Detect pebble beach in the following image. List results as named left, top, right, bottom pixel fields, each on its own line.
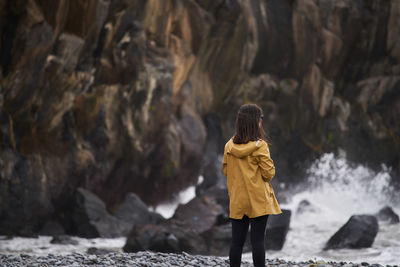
left=0, top=251, right=396, bottom=267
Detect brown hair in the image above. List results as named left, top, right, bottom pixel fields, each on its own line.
left=233, top=103, right=266, bottom=144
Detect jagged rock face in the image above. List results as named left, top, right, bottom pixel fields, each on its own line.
left=0, top=0, right=399, bottom=234
left=0, top=0, right=208, bottom=234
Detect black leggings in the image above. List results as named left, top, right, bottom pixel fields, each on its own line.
left=229, top=214, right=269, bottom=267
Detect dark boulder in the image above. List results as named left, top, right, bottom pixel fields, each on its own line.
left=50, top=235, right=78, bottom=245
left=160, top=194, right=224, bottom=254
left=324, top=215, right=379, bottom=250
left=19, top=225, right=39, bottom=238
left=172, top=195, right=224, bottom=233
left=201, top=224, right=231, bottom=256
left=114, top=193, right=165, bottom=236
left=376, top=206, right=400, bottom=224
left=124, top=194, right=224, bottom=254
left=68, top=187, right=122, bottom=238
left=296, top=199, right=319, bottom=214
left=123, top=224, right=180, bottom=253
left=38, top=221, right=66, bottom=236
left=266, top=209, right=291, bottom=250
left=201, top=223, right=253, bottom=256
left=166, top=223, right=208, bottom=254
left=197, top=171, right=229, bottom=212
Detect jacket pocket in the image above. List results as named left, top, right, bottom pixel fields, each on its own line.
left=265, top=182, right=274, bottom=198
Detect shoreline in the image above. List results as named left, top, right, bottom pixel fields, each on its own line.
left=0, top=251, right=394, bottom=267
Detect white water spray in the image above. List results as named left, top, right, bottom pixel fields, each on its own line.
left=249, top=153, right=400, bottom=265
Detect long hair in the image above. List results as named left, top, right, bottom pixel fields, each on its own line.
left=233, top=104, right=266, bottom=144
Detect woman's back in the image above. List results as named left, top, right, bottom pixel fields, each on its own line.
left=223, top=138, right=281, bottom=219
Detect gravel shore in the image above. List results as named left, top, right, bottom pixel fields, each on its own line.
left=0, top=251, right=396, bottom=267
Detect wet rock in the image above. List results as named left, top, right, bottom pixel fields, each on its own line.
left=114, top=193, right=165, bottom=236
left=19, top=225, right=39, bottom=238
left=165, top=194, right=224, bottom=254
left=324, top=215, right=379, bottom=250
left=215, top=212, right=230, bottom=226
left=123, top=224, right=180, bottom=253
left=68, top=188, right=122, bottom=238
left=202, top=224, right=231, bottom=256
left=55, top=33, right=85, bottom=73
left=197, top=169, right=229, bottom=213
left=168, top=223, right=208, bottom=255
left=38, top=221, right=66, bottom=236
left=201, top=223, right=253, bottom=256
left=376, top=206, right=400, bottom=224
left=124, top=194, right=223, bottom=255
left=296, top=199, right=319, bottom=214
left=357, top=76, right=400, bottom=112
left=387, top=1, right=400, bottom=62
left=266, top=209, right=292, bottom=250
left=172, top=195, right=223, bottom=234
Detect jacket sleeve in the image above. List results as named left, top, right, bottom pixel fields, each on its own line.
left=222, top=147, right=227, bottom=178
left=254, top=142, right=275, bottom=182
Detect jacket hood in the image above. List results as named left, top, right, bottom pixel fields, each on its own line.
left=226, top=138, right=261, bottom=158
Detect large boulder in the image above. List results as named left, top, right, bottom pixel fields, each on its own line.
left=38, top=220, right=66, bottom=236
left=172, top=195, right=224, bottom=234
left=123, top=219, right=209, bottom=255
left=201, top=224, right=231, bottom=256
left=324, top=215, right=379, bottom=250
left=123, top=224, right=180, bottom=253
left=375, top=206, right=400, bottom=224
left=296, top=199, right=319, bottom=214
left=124, top=194, right=224, bottom=254
left=114, top=193, right=165, bottom=236
left=266, top=209, right=292, bottom=250
left=67, top=187, right=122, bottom=238
left=163, top=194, right=224, bottom=254
left=201, top=223, right=254, bottom=256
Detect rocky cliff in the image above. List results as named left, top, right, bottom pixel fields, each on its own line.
left=0, top=0, right=399, bottom=235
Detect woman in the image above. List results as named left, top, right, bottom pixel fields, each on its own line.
left=222, top=103, right=281, bottom=267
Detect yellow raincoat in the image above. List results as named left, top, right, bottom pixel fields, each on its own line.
left=222, top=138, right=282, bottom=219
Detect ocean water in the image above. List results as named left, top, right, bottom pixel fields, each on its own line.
left=0, top=154, right=399, bottom=265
